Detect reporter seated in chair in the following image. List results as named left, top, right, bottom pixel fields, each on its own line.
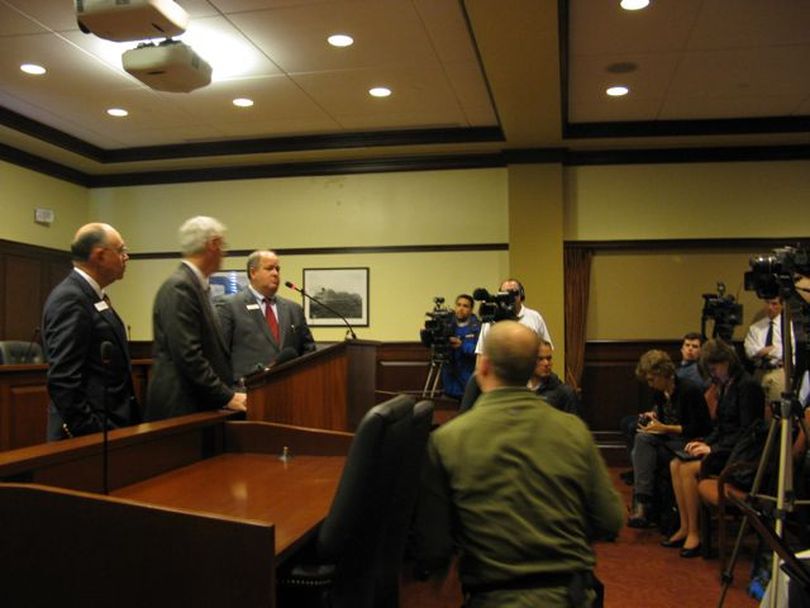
left=665, top=339, right=764, bottom=558
left=627, top=350, right=711, bottom=529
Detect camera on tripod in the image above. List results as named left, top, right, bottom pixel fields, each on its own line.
left=701, top=281, right=743, bottom=341
left=473, top=287, right=518, bottom=323
left=419, top=297, right=456, bottom=361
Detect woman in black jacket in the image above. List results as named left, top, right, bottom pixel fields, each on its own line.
left=664, top=339, right=765, bottom=557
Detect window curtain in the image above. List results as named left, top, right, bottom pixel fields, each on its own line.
left=564, top=245, right=593, bottom=391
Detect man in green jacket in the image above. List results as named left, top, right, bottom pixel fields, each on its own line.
left=415, top=321, right=623, bottom=607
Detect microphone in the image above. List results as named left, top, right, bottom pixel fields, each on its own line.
left=99, top=340, right=114, bottom=495
left=272, top=346, right=299, bottom=368
left=23, top=327, right=40, bottom=363
left=285, top=281, right=357, bottom=340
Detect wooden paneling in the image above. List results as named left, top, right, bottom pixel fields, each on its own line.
left=0, top=239, right=71, bottom=341
left=0, top=360, right=152, bottom=452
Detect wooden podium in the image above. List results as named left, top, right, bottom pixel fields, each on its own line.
left=245, top=340, right=379, bottom=432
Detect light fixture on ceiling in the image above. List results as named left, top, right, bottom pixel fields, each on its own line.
left=620, top=0, right=650, bottom=10
left=20, top=63, right=47, bottom=75
left=233, top=98, right=254, bottom=108
left=606, top=85, right=629, bottom=97
left=369, top=87, right=392, bottom=98
left=106, top=108, right=129, bottom=117
left=327, top=34, right=354, bottom=48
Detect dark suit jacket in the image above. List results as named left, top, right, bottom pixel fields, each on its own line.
left=145, top=263, right=234, bottom=421
left=217, top=288, right=316, bottom=382
left=42, top=270, right=139, bottom=440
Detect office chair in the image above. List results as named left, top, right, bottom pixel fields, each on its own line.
left=375, top=399, right=435, bottom=607
left=0, top=340, right=44, bottom=364
left=277, top=393, right=417, bottom=608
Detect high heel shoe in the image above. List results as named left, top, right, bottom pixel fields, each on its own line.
left=680, top=544, right=702, bottom=558
left=660, top=537, right=685, bottom=548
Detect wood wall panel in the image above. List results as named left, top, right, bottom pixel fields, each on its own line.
left=0, top=239, right=71, bottom=341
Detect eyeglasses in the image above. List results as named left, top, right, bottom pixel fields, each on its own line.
left=104, top=245, right=128, bottom=256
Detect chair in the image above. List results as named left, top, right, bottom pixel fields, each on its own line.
left=0, top=340, right=44, bottom=364
left=277, top=394, right=420, bottom=608
left=375, top=399, right=435, bottom=607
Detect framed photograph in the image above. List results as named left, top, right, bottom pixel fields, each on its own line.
left=303, top=267, right=369, bottom=327
left=210, top=270, right=248, bottom=297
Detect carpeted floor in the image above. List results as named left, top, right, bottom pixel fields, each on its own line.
left=400, top=467, right=760, bottom=607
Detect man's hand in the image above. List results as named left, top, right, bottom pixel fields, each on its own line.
left=225, top=392, right=247, bottom=412
left=757, top=345, right=776, bottom=358
left=449, top=337, right=462, bottom=349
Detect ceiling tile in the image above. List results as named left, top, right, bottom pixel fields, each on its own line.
left=687, top=0, right=810, bottom=49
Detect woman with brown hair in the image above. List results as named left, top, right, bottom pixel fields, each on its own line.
left=664, top=339, right=765, bottom=557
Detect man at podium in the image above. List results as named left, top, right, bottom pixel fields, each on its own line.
left=217, top=249, right=316, bottom=383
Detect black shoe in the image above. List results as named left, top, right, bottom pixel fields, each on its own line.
left=619, top=470, right=634, bottom=485
left=627, top=502, right=656, bottom=529
left=680, top=544, right=702, bottom=558
left=660, top=537, right=686, bottom=548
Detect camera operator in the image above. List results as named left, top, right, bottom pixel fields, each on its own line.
left=441, top=294, right=481, bottom=400
left=744, top=296, right=794, bottom=405
left=474, top=279, right=553, bottom=355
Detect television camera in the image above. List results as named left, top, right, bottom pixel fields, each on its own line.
left=701, top=281, right=743, bottom=341
left=473, top=287, right=518, bottom=324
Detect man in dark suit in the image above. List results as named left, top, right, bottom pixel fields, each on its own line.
left=217, top=249, right=316, bottom=383
left=42, top=223, right=140, bottom=440
left=145, top=216, right=246, bottom=421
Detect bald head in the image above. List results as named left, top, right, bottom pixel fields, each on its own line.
left=478, top=321, right=540, bottom=389
left=70, top=222, right=128, bottom=288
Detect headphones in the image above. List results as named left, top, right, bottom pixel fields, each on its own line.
left=501, top=278, right=525, bottom=302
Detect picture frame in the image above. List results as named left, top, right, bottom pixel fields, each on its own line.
left=210, top=270, right=248, bottom=297
left=302, top=267, right=369, bottom=327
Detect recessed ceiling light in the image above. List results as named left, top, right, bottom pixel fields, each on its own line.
left=232, top=98, right=254, bottom=108
left=620, top=0, right=650, bottom=10
left=606, top=86, right=629, bottom=97
left=20, top=63, right=46, bottom=75
left=327, top=34, right=354, bottom=48
left=107, top=108, right=129, bottom=117
left=369, top=87, right=391, bottom=98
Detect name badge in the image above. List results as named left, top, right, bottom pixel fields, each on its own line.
left=246, top=303, right=260, bottom=311
left=94, top=301, right=110, bottom=312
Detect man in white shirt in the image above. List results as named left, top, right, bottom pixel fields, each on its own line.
left=744, top=296, right=790, bottom=405
left=474, top=279, right=552, bottom=355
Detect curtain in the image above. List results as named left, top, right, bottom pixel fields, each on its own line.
left=564, top=246, right=593, bottom=391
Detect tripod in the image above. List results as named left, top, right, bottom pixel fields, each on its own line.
left=422, top=347, right=451, bottom=399
left=718, top=303, right=810, bottom=608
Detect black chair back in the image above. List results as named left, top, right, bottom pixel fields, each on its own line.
left=374, top=399, right=435, bottom=607
left=315, top=393, right=416, bottom=608
left=0, top=340, right=44, bottom=364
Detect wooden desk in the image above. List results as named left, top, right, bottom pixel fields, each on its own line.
left=0, top=412, right=351, bottom=607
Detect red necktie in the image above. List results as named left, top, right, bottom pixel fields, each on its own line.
left=264, top=298, right=280, bottom=343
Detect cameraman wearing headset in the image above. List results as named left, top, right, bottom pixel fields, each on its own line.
left=460, top=279, right=554, bottom=412
left=441, top=294, right=481, bottom=400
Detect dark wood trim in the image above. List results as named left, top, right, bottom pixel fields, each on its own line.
left=0, top=107, right=104, bottom=161
left=565, top=116, right=810, bottom=140
left=566, top=144, right=810, bottom=166
left=565, top=238, right=810, bottom=253
left=0, top=143, right=89, bottom=186
left=128, top=242, right=509, bottom=261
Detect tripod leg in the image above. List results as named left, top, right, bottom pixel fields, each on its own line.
left=429, top=362, right=444, bottom=398
left=717, top=416, right=780, bottom=607
left=422, top=362, right=437, bottom=398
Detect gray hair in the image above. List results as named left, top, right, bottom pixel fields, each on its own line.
left=178, top=216, right=226, bottom=256
left=246, top=250, right=276, bottom=275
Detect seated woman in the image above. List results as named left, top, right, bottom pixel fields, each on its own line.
left=666, top=339, right=765, bottom=557
left=628, top=350, right=711, bottom=528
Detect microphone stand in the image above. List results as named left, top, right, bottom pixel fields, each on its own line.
left=23, top=327, right=40, bottom=362
left=285, top=281, right=357, bottom=340
left=100, top=341, right=114, bottom=495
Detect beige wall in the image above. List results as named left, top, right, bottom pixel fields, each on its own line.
left=564, top=160, right=810, bottom=241
left=0, top=161, right=88, bottom=248
left=566, top=160, right=810, bottom=340
left=92, top=169, right=510, bottom=341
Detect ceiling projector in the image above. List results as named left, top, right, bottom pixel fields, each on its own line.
left=75, top=0, right=189, bottom=42
left=123, top=40, right=212, bottom=93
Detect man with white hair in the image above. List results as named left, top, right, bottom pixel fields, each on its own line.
left=145, top=216, right=246, bottom=421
